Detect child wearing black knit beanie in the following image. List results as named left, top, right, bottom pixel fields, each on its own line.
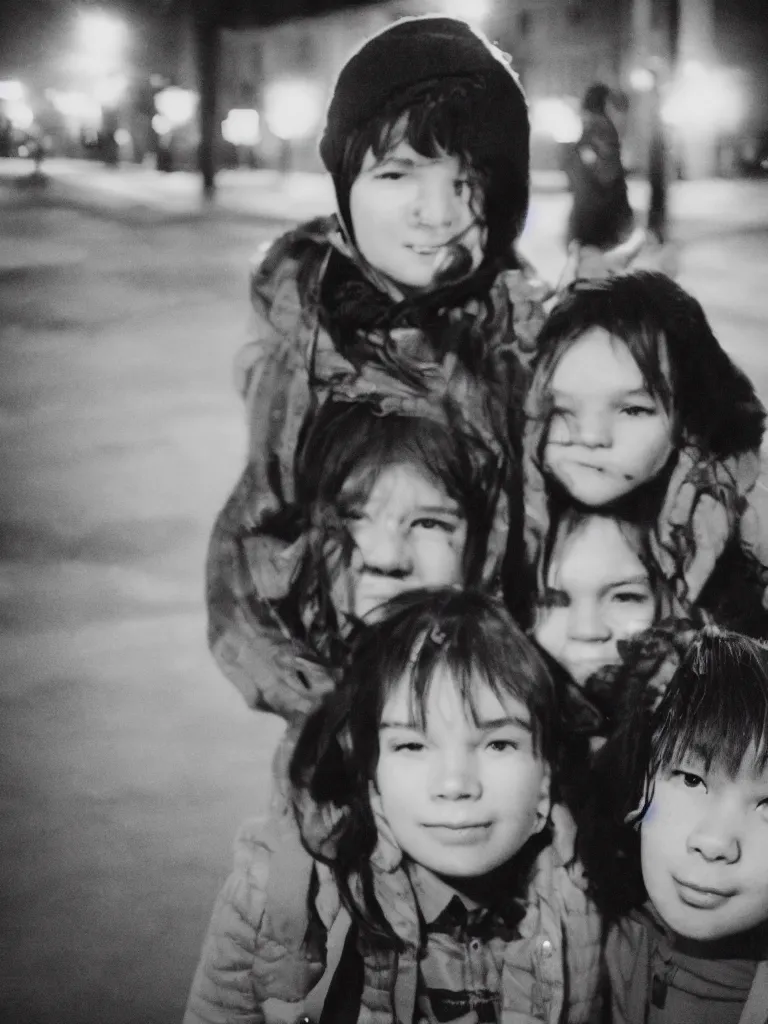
left=206, top=15, right=550, bottom=722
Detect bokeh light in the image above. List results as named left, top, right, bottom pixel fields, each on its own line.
left=263, top=79, right=323, bottom=141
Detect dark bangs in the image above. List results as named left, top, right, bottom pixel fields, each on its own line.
left=650, top=628, right=768, bottom=781
left=533, top=273, right=765, bottom=458
left=533, top=277, right=674, bottom=420
left=350, top=588, right=558, bottom=768
left=336, top=77, right=526, bottom=265
left=289, top=587, right=557, bottom=946
left=296, top=401, right=495, bottom=586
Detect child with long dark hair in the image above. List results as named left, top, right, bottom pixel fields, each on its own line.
left=184, top=588, right=601, bottom=1024
left=578, top=627, right=768, bottom=1023
left=533, top=510, right=658, bottom=685
left=217, top=398, right=503, bottom=720
left=524, top=271, right=768, bottom=635
left=208, top=14, right=548, bottom=712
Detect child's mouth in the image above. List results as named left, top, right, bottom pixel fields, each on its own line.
left=425, top=823, right=492, bottom=844
left=408, top=245, right=444, bottom=257
left=674, top=878, right=735, bottom=909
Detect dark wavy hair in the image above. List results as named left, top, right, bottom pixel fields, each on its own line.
left=333, top=77, right=528, bottom=281
left=538, top=507, right=665, bottom=609
left=289, top=587, right=562, bottom=945
left=531, top=272, right=766, bottom=460
left=277, top=400, right=502, bottom=668
left=577, top=626, right=768, bottom=919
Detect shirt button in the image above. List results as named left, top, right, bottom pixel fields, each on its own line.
left=470, top=938, right=482, bottom=952
left=540, top=939, right=553, bottom=957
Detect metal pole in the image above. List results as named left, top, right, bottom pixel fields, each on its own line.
left=196, top=9, right=219, bottom=198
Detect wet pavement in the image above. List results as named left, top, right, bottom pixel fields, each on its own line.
left=1, top=165, right=767, bottom=1023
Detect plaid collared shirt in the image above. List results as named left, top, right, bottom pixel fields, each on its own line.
left=409, top=862, right=527, bottom=1024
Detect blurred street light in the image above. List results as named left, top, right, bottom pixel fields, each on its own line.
left=153, top=87, right=199, bottom=173
left=0, top=80, right=34, bottom=131
left=47, top=88, right=102, bottom=126
left=530, top=97, right=582, bottom=143
left=222, top=109, right=261, bottom=148
left=0, top=80, right=25, bottom=102
left=154, top=86, right=198, bottom=127
left=662, top=61, right=746, bottom=131
left=629, top=67, right=656, bottom=93
left=264, top=79, right=323, bottom=142
left=77, top=10, right=126, bottom=76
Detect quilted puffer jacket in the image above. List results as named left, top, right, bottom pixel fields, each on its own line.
left=183, top=800, right=603, bottom=1024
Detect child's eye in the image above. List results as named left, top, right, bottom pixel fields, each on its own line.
left=621, top=405, right=656, bottom=417
left=412, top=516, right=455, bottom=533
left=486, top=739, right=518, bottom=753
left=611, top=589, right=652, bottom=605
left=392, top=741, right=426, bottom=753
left=453, top=178, right=471, bottom=197
left=671, top=769, right=706, bottom=790
left=538, top=587, right=569, bottom=609
left=376, top=171, right=406, bottom=181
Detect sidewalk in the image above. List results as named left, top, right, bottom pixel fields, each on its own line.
left=0, top=157, right=568, bottom=225
left=3, top=156, right=768, bottom=258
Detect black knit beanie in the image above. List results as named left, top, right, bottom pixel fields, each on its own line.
left=319, top=15, right=530, bottom=254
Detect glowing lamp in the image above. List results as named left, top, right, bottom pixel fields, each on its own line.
left=222, top=108, right=261, bottom=147
left=530, top=98, right=582, bottom=144
left=264, top=79, right=323, bottom=141
left=0, top=80, right=25, bottom=102
left=78, top=11, right=126, bottom=59
left=629, top=67, right=656, bottom=93
left=662, top=64, right=745, bottom=131
left=6, top=101, right=35, bottom=131
left=154, top=87, right=198, bottom=128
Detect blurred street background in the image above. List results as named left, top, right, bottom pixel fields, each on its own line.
left=0, top=0, right=767, bottom=1022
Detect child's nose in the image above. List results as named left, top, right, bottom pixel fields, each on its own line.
left=687, top=804, right=741, bottom=864
left=431, top=747, right=481, bottom=801
left=574, top=411, right=612, bottom=448
left=567, top=602, right=611, bottom=643
left=413, top=174, right=459, bottom=229
left=357, top=521, right=413, bottom=576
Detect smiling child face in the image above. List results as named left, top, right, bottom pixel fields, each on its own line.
left=376, top=665, right=550, bottom=881
left=641, top=747, right=768, bottom=942
left=349, top=136, right=485, bottom=290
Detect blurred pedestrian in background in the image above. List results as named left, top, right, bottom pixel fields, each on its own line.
left=562, top=82, right=646, bottom=281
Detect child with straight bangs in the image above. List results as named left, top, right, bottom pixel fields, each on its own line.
left=524, top=271, right=768, bottom=635
left=184, top=588, right=602, bottom=1024
left=208, top=14, right=549, bottom=713
left=577, top=627, right=768, bottom=1024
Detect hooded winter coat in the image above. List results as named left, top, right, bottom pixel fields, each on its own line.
left=206, top=215, right=550, bottom=717
left=183, top=800, right=602, bottom=1024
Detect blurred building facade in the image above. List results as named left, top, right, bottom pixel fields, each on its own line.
left=215, top=0, right=636, bottom=173
left=211, top=0, right=735, bottom=177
